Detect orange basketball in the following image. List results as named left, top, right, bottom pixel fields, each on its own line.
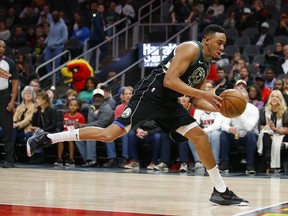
left=219, top=89, right=247, bottom=118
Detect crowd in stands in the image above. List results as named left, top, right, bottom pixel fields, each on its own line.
left=0, top=0, right=288, bottom=175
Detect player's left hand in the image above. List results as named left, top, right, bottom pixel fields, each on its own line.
left=203, top=85, right=222, bottom=110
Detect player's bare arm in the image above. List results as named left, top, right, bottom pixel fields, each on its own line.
left=163, top=42, right=221, bottom=110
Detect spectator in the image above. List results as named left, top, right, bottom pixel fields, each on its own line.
left=257, top=90, right=288, bottom=173
left=0, top=40, right=19, bottom=168
left=206, top=0, right=224, bottom=17
left=29, top=79, right=41, bottom=94
left=54, top=98, right=85, bottom=166
left=124, top=120, right=164, bottom=170
left=275, top=44, right=288, bottom=76
left=25, top=25, right=37, bottom=48
left=71, top=19, right=90, bottom=45
left=234, top=79, right=247, bottom=90
left=170, top=0, right=194, bottom=24
left=247, top=84, right=264, bottom=109
left=20, top=4, right=38, bottom=26
left=219, top=89, right=259, bottom=174
left=66, top=89, right=78, bottom=101
left=255, top=74, right=272, bottom=104
left=115, top=0, right=136, bottom=25
left=114, top=86, right=133, bottom=167
left=235, top=7, right=257, bottom=33
left=12, top=86, right=36, bottom=153
left=0, top=21, right=11, bottom=41
left=37, top=4, right=53, bottom=25
left=215, top=66, right=234, bottom=95
left=238, top=66, right=254, bottom=87
left=43, top=11, right=68, bottom=76
left=7, top=25, right=28, bottom=49
left=274, top=13, right=288, bottom=36
left=5, top=7, right=21, bottom=30
left=228, top=57, right=248, bottom=84
left=198, top=9, right=220, bottom=39
left=16, top=52, right=34, bottom=89
left=223, top=11, right=236, bottom=29
left=250, top=0, right=267, bottom=25
left=99, top=83, right=116, bottom=109
left=27, top=91, right=57, bottom=164
left=263, top=67, right=276, bottom=91
left=46, top=86, right=63, bottom=108
left=75, top=89, right=116, bottom=167
left=273, top=78, right=288, bottom=105
left=31, top=35, right=45, bottom=67
left=105, top=1, right=121, bottom=37
left=88, top=4, right=109, bottom=69
left=77, top=77, right=98, bottom=102
left=37, top=12, right=50, bottom=28
left=265, top=42, right=284, bottom=67
left=252, top=22, right=274, bottom=52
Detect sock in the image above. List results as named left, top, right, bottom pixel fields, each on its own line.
left=47, top=129, right=80, bottom=144
left=206, top=165, right=227, bottom=193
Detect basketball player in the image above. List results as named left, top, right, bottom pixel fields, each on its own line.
left=26, top=24, right=249, bottom=206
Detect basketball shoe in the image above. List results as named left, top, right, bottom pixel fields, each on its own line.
left=26, top=129, right=52, bottom=157
left=209, top=187, right=249, bottom=206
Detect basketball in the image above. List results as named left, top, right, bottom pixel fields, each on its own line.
left=219, top=89, right=247, bottom=118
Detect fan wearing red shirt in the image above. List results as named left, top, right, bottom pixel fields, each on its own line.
left=54, top=98, right=86, bottom=166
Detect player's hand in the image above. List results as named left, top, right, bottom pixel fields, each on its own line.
left=0, top=68, right=11, bottom=79
left=203, top=85, right=222, bottom=110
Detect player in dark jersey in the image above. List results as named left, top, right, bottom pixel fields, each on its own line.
left=26, top=24, right=248, bottom=206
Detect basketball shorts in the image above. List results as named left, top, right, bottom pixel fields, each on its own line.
left=114, top=70, right=197, bottom=142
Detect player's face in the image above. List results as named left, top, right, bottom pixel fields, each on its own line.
left=205, top=32, right=226, bottom=59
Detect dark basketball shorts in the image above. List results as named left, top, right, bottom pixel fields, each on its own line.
left=114, top=70, right=198, bottom=142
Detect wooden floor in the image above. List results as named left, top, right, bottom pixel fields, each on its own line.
left=0, top=165, right=288, bottom=216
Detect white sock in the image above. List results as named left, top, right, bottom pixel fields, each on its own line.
left=206, top=165, right=227, bottom=193
left=47, top=129, right=80, bottom=144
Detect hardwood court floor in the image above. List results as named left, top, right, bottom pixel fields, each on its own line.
left=0, top=165, right=288, bottom=216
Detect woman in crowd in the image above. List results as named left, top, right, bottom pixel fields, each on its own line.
left=12, top=86, right=36, bottom=147
left=257, top=90, right=288, bottom=173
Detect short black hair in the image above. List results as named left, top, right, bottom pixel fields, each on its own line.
left=202, top=24, right=225, bottom=38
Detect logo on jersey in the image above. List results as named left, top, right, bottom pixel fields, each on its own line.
left=121, top=107, right=132, bottom=118
left=187, top=67, right=206, bottom=86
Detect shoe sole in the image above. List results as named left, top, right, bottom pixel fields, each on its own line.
left=124, top=166, right=139, bottom=169
left=154, top=167, right=168, bottom=171
left=210, top=200, right=249, bottom=206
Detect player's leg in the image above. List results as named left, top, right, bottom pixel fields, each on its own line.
left=179, top=124, right=249, bottom=206
left=27, top=123, right=127, bottom=157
